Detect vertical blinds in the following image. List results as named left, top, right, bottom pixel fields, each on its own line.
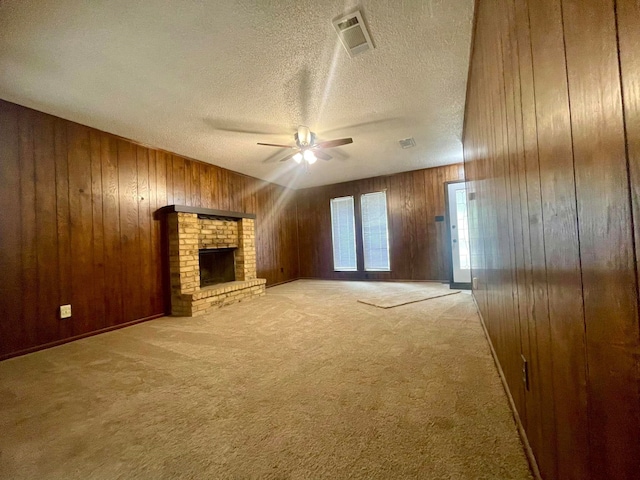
left=330, top=196, right=357, bottom=271
left=361, top=191, right=390, bottom=271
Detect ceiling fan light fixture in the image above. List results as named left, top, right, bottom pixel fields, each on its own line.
left=293, top=152, right=303, bottom=163
left=303, top=150, right=317, bottom=164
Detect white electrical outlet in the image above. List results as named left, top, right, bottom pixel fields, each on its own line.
left=60, top=304, right=72, bottom=319
left=472, top=277, right=479, bottom=290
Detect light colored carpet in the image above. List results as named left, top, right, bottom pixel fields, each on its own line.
left=356, top=283, right=461, bottom=308
left=0, top=280, right=532, bottom=480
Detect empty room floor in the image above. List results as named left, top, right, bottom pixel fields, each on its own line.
left=0, top=280, right=532, bottom=479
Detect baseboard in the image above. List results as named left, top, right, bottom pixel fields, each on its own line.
left=0, top=313, right=165, bottom=362
left=266, top=278, right=299, bottom=288
left=471, top=294, right=543, bottom=480
left=296, top=277, right=448, bottom=283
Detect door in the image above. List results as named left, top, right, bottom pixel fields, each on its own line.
left=446, top=181, right=471, bottom=287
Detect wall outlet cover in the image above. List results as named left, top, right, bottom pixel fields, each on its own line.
left=60, top=304, right=72, bottom=319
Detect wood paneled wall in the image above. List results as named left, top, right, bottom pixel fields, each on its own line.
left=296, top=164, right=464, bottom=281
left=463, top=1, right=640, bottom=479
left=0, top=100, right=299, bottom=359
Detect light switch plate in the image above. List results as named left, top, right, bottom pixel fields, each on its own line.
left=60, top=304, right=72, bottom=319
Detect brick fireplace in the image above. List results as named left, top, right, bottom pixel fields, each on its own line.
left=163, top=205, right=266, bottom=317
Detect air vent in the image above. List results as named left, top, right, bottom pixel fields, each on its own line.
left=399, top=137, right=416, bottom=149
left=333, top=11, right=374, bottom=57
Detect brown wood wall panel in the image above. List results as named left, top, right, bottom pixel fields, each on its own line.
left=617, top=0, right=640, bottom=303
left=34, top=114, right=59, bottom=345
left=295, top=164, right=464, bottom=281
left=463, top=1, right=640, bottom=478
left=100, top=133, right=124, bottom=328
left=512, top=0, right=558, bottom=474
left=617, top=2, right=640, bottom=475
left=18, top=108, right=38, bottom=348
left=562, top=1, right=640, bottom=476
left=90, top=130, right=106, bottom=332
left=0, top=102, right=22, bottom=353
left=0, top=99, right=299, bottom=359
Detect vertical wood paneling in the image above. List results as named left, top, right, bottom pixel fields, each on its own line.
left=513, top=0, right=558, bottom=474
left=165, top=152, right=174, bottom=206
left=33, top=114, right=60, bottom=344
left=562, top=1, right=640, bottom=476
left=137, top=146, right=153, bottom=316
left=148, top=151, right=161, bottom=314
left=616, top=1, right=640, bottom=475
left=100, top=133, right=123, bottom=328
left=117, top=140, right=140, bottom=322
left=464, top=0, right=640, bottom=478
left=412, top=171, right=428, bottom=279
left=54, top=117, right=72, bottom=340
left=0, top=100, right=300, bottom=359
left=90, top=130, right=106, bottom=330
left=172, top=155, right=185, bottom=206
left=67, top=124, right=95, bottom=336
left=18, top=108, right=38, bottom=348
left=529, top=1, right=589, bottom=477
left=0, top=102, right=22, bottom=354
left=295, top=165, right=463, bottom=281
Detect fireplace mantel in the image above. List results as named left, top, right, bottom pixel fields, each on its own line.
left=158, top=205, right=256, bottom=220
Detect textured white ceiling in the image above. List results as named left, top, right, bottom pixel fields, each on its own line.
left=0, top=0, right=474, bottom=189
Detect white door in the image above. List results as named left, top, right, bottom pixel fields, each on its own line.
left=447, top=182, right=471, bottom=285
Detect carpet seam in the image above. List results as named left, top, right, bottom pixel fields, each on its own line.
left=357, top=291, right=461, bottom=309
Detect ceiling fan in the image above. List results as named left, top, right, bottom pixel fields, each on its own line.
left=257, top=126, right=353, bottom=164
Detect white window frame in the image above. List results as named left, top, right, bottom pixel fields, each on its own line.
left=360, top=191, right=391, bottom=272
left=330, top=196, right=358, bottom=272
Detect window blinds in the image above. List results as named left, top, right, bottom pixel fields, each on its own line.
left=330, top=196, right=357, bottom=271
left=361, top=191, right=390, bottom=271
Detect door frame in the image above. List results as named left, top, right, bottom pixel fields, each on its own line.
left=444, top=180, right=472, bottom=290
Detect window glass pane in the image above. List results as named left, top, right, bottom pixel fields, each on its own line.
left=361, top=191, right=390, bottom=271
left=455, top=188, right=471, bottom=270
left=330, top=196, right=357, bottom=271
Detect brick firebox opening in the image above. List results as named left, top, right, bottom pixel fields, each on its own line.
left=161, top=205, right=266, bottom=317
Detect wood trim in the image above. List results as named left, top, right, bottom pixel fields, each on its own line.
left=296, top=277, right=448, bottom=284
left=0, top=313, right=165, bottom=362
left=157, top=204, right=256, bottom=219
left=265, top=278, right=299, bottom=288
left=472, top=294, right=543, bottom=480
left=461, top=0, right=480, bottom=145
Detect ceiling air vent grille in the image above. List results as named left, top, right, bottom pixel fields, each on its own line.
left=333, top=11, right=374, bottom=58
left=399, top=137, right=416, bottom=149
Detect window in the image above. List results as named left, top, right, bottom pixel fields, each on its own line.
left=361, top=191, right=390, bottom=271
left=330, top=196, right=357, bottom=271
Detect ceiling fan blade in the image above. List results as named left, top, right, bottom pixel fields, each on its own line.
left=314, top=150, right=332, bottom=161
left=257, top=142, right=297, bottom=148
left=278, top=152, right=299, bottom=162
left=204, top=118, right=287, bottom=136
left=314, top=138, right=353, bottom=149
left=322, top=118, right=400, bottom=136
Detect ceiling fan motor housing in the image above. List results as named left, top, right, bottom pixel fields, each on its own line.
left=295, top=126, right=314, bottom=148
